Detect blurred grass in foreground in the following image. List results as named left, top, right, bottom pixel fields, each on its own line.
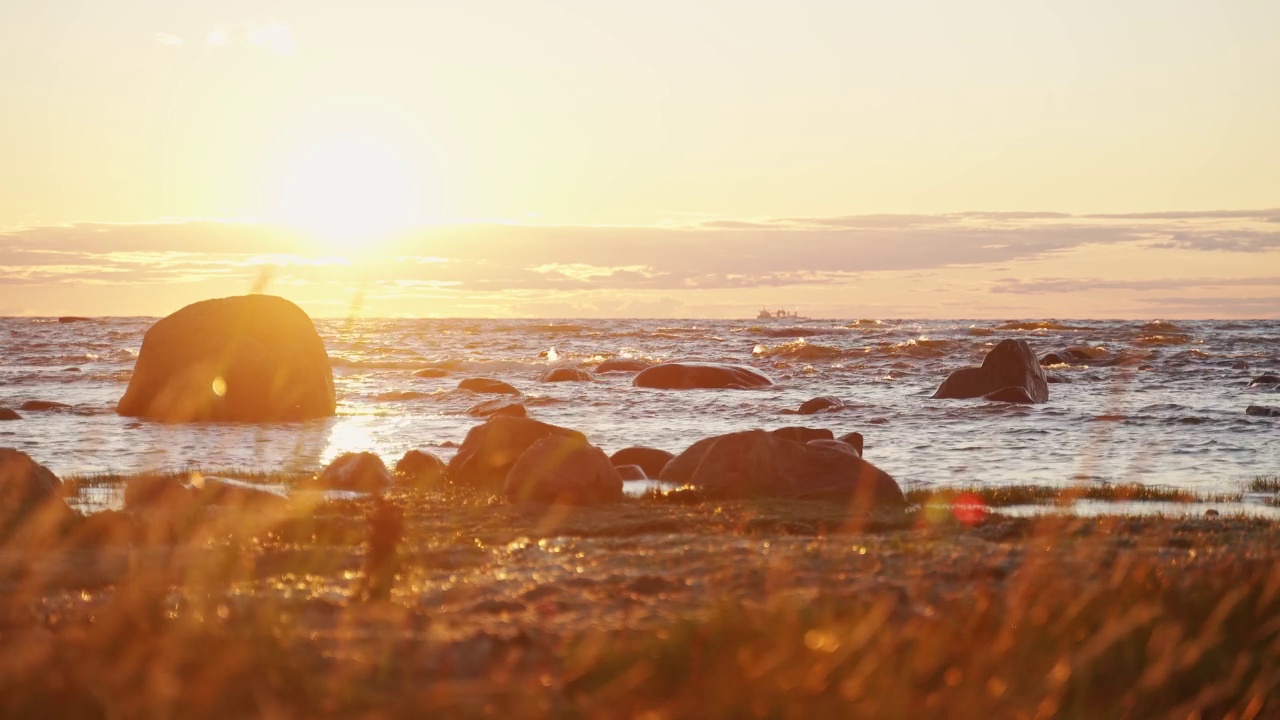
left=1, top=475, right=1277, bottom=718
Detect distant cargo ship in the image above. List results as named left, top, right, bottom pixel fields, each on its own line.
left=756, top=308, right=810, bottom=320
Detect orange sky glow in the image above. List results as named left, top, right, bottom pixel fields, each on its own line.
left=2, top=1, right=1277, bottom=318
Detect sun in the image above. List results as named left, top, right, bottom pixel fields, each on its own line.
left=276, top=133, right=425, bottom=250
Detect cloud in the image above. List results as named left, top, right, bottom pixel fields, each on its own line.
left=206, top=26, right=229, bottom=47
left=247, top=22, right=295, bottom=56
left=1083, top=209, right=1280, bottom=221
left=203, top=22, right=293, bottom=54
left=1, top=211, right=1277, bottom=317
left=990, top=276, right=1280, bottom=295
left=154, top=33, right=184, bottom=47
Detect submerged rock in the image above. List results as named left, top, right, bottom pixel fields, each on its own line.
left=116, top=295, right=335, bottom=422
left=633, top=362, right=774, bottom=390
left=609, top=446, right=674, bottom=478
left=1249, top=374, right=1280, bottom=387
left=20, top=400, right=71, bottom=412
left=466, top=399, right=527, bottom=419
left=595, top=358, right=650, bottom=373
left=686, top=430, right=905, bottom=508
left=541, top=367, right=594, bottom=382
left=458, top=377, right=520, bottom=395
left=315, top=452, right=393, bottom=492
left=795, top=396, right=845, bottom=415
left=413, top=368, right=449, bottom=379
left=503, top=436, right=623, bottom=505
left=394, top=450, right=447, bottom=487
left=1246, top=405, right=1280, bottom=417
left=934, top=339, right=1049, bottom=404
left=57, top=316, right=91, bottom=323
left=0, top=408, right=20, bottom=421
left=448, top=416, right=587, bottom=489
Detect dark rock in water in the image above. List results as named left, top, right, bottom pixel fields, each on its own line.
left=984, top=386, right=1037, bottom=404
left=20, top=400, right=71, bottom=412
left=504, top=435, right=623, bottom=505
left=394, top=450, right=446, bottom=487
left=1040, top=345, right=1111, bottom=366
left=57, top=316, right=91, bottom=323
left=0, top=408, right=20, bottom=421
left=796, top=396, right=845, bottom=415
left=771, top=426, right=834, bottom=444
left=1045, top=372, right=1070, bottom=384
left=315, top=452, right=393, bottom=492
left=595, top=358, right=650, bottom=373
left=661, top=427, right=834, bottom=484
left=116, top=295, right=335, bottom=422
left=686, top=430, right=905, bottom=507
left=1249, top=374, right=1280, bottom=387
left=449, top=416, right=587, bottom=489
left=633, top=362, right=774, bottom=390
left=1246, top=405, right=1280, bottom=417
left=836, top=431, right=865, bottom=456
left=458, top=377, right=520, bottom=395
left=542, top=367, right=595, bottom=383
left=466, top=399, right=527, bottom=419
left=413, top=368, right=449, bottom=378
left=0, top=448, right=69, bottom=537
left=934, top=339, right=1048, bottom=403
left=615, top=464, right=648, bottom=481
left=609, top=446, right=674, bottom=478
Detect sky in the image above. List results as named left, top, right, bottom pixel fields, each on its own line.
left=1, top=0, right=1277, bottom=318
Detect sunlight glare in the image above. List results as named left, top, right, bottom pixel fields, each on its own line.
left=278, top=133, right=424, bottom=251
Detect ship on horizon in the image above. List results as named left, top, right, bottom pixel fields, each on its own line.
left=756, top=307, right=810, bottom=321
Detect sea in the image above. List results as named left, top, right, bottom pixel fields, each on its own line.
left=0, top=317, right=1276, bottom=497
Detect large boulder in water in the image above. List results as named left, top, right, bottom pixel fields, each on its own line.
left=503, top=435, right=623, bottom=505
left=934, top=339, right=1048, bottom=404
left=685, top=430, right=904, bottom=508
left=448, top=416, right=587, bottom=489
left=661, top=427, right=832, bottom=484
left=633, top=362, right=774, bottom=390
left=116, top=295, right=335, bottom=422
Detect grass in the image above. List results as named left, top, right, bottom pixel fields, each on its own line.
left=3, top=474, right=1279, bottom=717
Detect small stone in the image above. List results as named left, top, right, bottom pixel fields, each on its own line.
left=316, top=452, right=393, bottom=492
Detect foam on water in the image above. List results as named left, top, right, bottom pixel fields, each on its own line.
left=0, top=317, right=1276, bottom=493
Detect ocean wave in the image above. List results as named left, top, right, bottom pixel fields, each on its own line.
left=996, top=320, right=1077, bottom=331
left=751, top=339, right=847, bottom=361
left=1136, top=334, right=1192, bottom=346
